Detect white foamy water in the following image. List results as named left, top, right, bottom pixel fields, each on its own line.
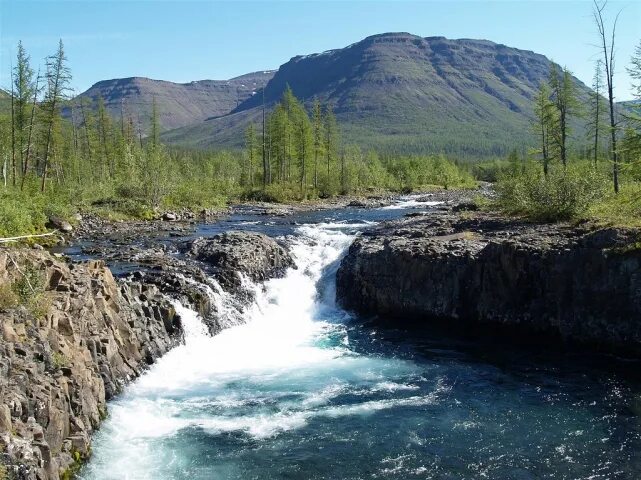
left=381, top=195, right=444, bottom=210
left=80, top=222, right=438, bottom=480
left=79, top=217, right=639, bottom=480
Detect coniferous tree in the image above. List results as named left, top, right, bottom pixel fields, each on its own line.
left=324, top=105, right=338, bottom=179
left=13, top=41, right=35, bottom=184
left=533, top=83, right=554, bottom=175
left=244, top=123, right=257, bottom=186
left=622, top=39, right=641, bottom=163
left=150, top=96, right=160, bottom=148
left=549, top=66, right=578, bottom=167
left=40, top=39, right=71, bottom=192
left=21, top=69, right=40, bottom=189
left=594, top=0, right=621, bottom=192
left=292, top=101, right=312, bottom=195
left=588, top=60, right=606, bottom=166
left=96, top=95, right=114, bottom=179
left=312, top=99, right=323, bottom=189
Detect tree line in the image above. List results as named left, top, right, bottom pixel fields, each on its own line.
left=530, top=1, right=641, bottom=194
left=0, top=39, right=474, bottom=236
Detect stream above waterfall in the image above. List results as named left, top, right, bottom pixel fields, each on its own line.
left=78, top=197, right=641, bottom=480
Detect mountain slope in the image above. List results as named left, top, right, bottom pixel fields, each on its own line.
left=74, top=71, right=274, bottom=131
left=162, top=33, right=592, bottom=157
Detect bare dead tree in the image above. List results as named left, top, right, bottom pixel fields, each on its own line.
left=593, top=0, right=621, bottom=193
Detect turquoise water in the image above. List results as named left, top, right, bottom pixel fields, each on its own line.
left=80, top=203, right=641, bottom=480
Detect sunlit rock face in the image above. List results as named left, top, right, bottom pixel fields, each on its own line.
left=0, top=250, right=182, bottom=479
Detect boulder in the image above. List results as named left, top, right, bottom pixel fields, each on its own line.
left=46, top=216, right=73, bottom=233
left=189, top=231, right=295, bottom=289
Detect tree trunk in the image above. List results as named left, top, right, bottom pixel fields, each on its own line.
left=10, top=71, right=16, bottom=187
left=22, top=72, right=39, bottom=190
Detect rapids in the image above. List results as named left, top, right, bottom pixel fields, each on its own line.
left=79, top=199, right=641, bottom=480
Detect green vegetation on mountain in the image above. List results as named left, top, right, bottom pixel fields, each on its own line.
left=161, top=33, right=594, bottom=158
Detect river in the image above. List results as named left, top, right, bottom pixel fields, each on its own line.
left=79, top=197, right=641, bottom=479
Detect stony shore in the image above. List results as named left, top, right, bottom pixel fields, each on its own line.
left=337, top=210, right=641, bottom=356
left=0, top=231, right=293, bottom=479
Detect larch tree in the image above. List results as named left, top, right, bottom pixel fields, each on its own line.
left=41, top=39, right=71, bottom=193
left=622, top=39, right=641, bottom=162
left=549, top=66, right=578, bottom=167
left=312, top=99, right=323, bottom=189
left=244, top=123, right=257, bottom=187
left=323, top=104, right=338, bottom=180
left=292, top=101, right=312, bottom=196
left=13, top=41, right=35, bottom=185
left=587, top=60, right=606, bottom=166
left=593, top=0, right=621, bottom=193
left=261, top=88, right=270, bottom=186
left=21, top=69, right=40, bottom=190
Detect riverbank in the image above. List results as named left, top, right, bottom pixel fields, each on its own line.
left=0, top=250, right=182, bottom=479
left=0, top=231, right=294, bottom=479
left=336, top=209, right=641, bottom=356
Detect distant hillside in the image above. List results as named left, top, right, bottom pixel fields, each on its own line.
left=73, top=71, right=275, bottom=132
left=162, top=33, right=593, bottom=158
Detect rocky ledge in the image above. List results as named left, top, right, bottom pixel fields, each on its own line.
left=0, top=230, right=295, bottom=479
left=336, top=212, right=641, bottom=356
left=0, top=250, right=181, bottom=479
left=188, top=231, right=295, bottom=290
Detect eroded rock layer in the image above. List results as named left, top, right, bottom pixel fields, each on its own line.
left=337, top=213, right=641, bottom=355
left=0, top=250, right=182, bottom=479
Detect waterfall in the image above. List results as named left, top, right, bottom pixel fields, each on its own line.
left=79, top=214, right=637, bottom=480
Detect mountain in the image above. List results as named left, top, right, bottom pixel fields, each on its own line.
left=161, top=33, right=592, bottom=158
left=74, top=71, right=275, bottom=131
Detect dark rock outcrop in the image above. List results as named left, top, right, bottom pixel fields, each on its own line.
left=188, top=231, right=295, bottom=290
left=0, top=250, right=182, bottom=479
left=337, top=213, right=641, bottom=355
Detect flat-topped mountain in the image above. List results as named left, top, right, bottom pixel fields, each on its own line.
left=161, top=32, right=592, bottom=157
left=75, top=71, right=275, bottom=131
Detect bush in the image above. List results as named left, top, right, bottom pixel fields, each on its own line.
left=495, top=162, right=609, bottom=222
left=0, top=193, right=47, bottom=237
left=589, top=182, right=641, bottom=226
left=0, top=283, right=19, bottom=310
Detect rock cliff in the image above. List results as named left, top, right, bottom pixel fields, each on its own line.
left=0, top=250, right=181, bottom=479
left=0, top=230, right=296, bottom=478
left=336, top=212, right=641, bottom=355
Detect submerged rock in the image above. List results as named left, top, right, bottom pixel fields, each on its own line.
left=336, top=212, right=641, bottom=356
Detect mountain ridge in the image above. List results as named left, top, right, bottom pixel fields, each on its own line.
left=71, top=32, right=594, bottom=158
left=74, top=70, right=275, bottom=131
left=161, top=32, right=592, bottom=157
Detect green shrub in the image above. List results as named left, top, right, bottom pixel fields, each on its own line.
left=589, top=182, right=641, bottom=226
left=495, top=162, right=609, bottom=222
left=12, top=265, right=45, bottom=304
left=0, top=283, right=19, bottom=310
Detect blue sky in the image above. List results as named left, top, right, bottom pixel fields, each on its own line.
left=1, top=0, right=640, bottom=99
